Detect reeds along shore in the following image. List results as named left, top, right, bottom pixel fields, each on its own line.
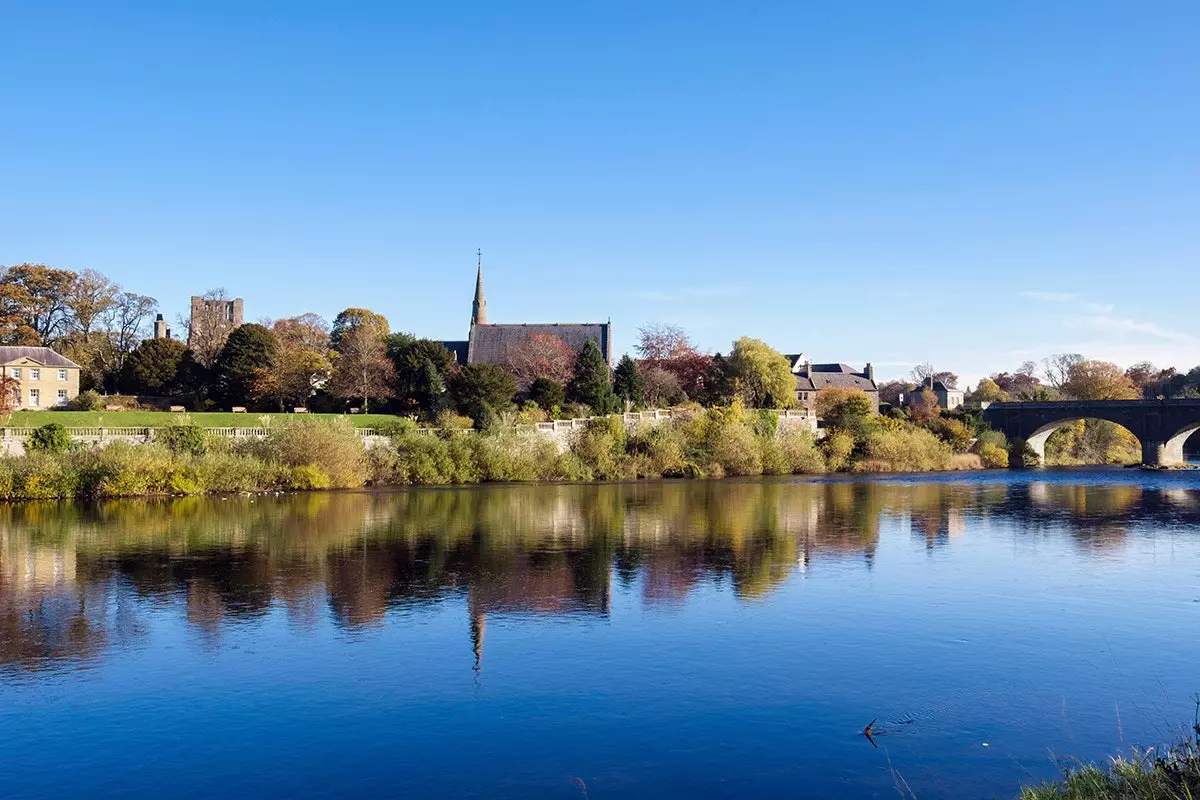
left=0, top=406, right=984, bottom=500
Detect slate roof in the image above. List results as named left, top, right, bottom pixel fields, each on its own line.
left=0, top=346, right=81, bottom=369
left=467, top=323, right=612, bottom=366
left=441, top=340, right=470, bottom=364
left=795, top=372, right=878, bottom=392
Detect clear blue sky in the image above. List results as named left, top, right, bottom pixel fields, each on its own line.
left=2, top=1, right=1197, bottom=385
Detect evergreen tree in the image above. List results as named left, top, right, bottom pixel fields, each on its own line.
left=529, top=377, right=566, bottom=413
left=700, top=353, right=736, bottom=406
left=213, top=324, right=279, bottom=409
left=449, top=363, right=516, bottom=425
left=121, top=337, right=188, bottom=395
left=613, top=354, right=643, bottom=409
left=568, top=339, right=619, bottom=414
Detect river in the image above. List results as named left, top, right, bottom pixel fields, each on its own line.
left=2, top=470, right=1199, bottom=798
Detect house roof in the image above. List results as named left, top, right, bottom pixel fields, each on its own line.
left=467, top=323, right=612, bottom=366
left=0, top=346, right=81, bottom=369
left=931, top=380, right=961, bottom=393
left=440, top=340, right=470, bottom=364
left=796, top=373, right=878, bottom=392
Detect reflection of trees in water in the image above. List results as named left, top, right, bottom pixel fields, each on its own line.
left=2, top=476, right=1197, bottom=670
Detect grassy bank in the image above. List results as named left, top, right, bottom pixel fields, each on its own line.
left=1019, top=730, right=1200, bottom=800
left=4, top=410, right=402, bottom=428
left=0, top=405, right=987, bottom=500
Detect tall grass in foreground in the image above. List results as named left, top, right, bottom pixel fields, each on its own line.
left=1020, top=719, right=1200, bottom=800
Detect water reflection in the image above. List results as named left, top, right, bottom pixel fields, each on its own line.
left=3, top=473, right=1200, bottom=675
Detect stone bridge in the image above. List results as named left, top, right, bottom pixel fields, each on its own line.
left=981, top=399, right=1200, bottom=466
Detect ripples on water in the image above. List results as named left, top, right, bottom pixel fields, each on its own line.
left=2, top=470, right=1199, bottom=798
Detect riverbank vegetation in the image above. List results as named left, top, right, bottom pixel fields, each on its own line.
left=0, top=392, right=1012, bottom=499
left=1019, top=722, right=1200, bottom=800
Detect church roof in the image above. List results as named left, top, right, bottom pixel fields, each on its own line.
left=467, top=323, right=612, bottom=366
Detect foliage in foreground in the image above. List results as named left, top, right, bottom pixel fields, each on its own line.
left=1019, top=727, right=1200, bottom=800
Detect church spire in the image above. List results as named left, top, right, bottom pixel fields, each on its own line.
left=471, top=249, right=488, bottom=326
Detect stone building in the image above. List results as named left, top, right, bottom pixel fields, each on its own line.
left=188, top=295, right=243, bottom=348
left=153, top=313, right=171, bottom=339
left=786, top=356, right=880, bottom=413
left=0, top=346, right=81, bottom=409
left=902, top=377, right=963, bottom=410
left=441, top=261, right=612, bottom=368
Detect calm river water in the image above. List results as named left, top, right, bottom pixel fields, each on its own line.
left=2, top=471, right=1199, bottom=798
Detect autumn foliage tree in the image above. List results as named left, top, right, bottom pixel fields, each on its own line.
left=329, top=323, right=395, bottom=412
left=635, top=323, right=711, bottom=399
left=253, top=314, right=333, bottom=409
left=1060, top=359, right=1140, bottom=400
left=503, top=332, right=576, bottom=385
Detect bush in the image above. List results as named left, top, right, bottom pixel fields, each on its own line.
left=250, top=418, right=367, bottom=488
left=28, top=423, right=73, bottom=453
left=66, top=390, right=105, bottom=411
left=822, top=430, right=855, bottom=472
left=289, top=465, right=332, bottom=490
left=155, top=424, right=208, bottom=456
left=925, top=416, right=974, bottom=452
left=779, top=430, right=826, bottom=474
left=857, top=427, right=953, bottom=473
left=569, top=416, right=630, bottom=480
left=977, top=441, right=1009, bottom=468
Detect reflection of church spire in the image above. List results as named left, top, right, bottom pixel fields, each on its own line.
left=470, top=600, right=486, bottom=671
left=471, top=250, right=487, bottom=327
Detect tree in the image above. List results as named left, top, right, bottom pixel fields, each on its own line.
left=1043, top=353, right=1085, bottom=392
left=529, top=377, right=566, bottom=412
left=502, top=332, right=576, bottom=385
left=815, top=387, right=873, bottom=430
left=1060, top=359, right=1139, bottom=400
left=728, top=337, right=796, bottom=408
left=642, top=366, right=684, bottom=408
left=971, top=377, right=1008, bottom=403
left=910, top=362, right=958, bottom=389
left=180, top=288, right=235, bottom=368
left=993, top=363, right=1044, bottom=399
left=0, top=263, right=78, bottom=344
left=568, top=339, right=619, bottom=415
left=907, top=388, right=940, bottom=424
left=1125, top=362, right=1158, bottom=395
left=613, top=355, right=643, bottom=409
left=699, top=353, right=736, bottom=406
left=635, top=322, right=711, bottom=399
left=66, top=269, right=119, bottom=338
left=122, top=338, right=188, bottom=395
left=254, top=315, right=333, bottom=409
left=331, top=308, right=389, bottom=352
left=387, top=334, right=454, bottom=416
left=449, top=363, right=516, bottom=423
left=0, top=375, right=19, bottom=417
left=877, top=380, right=906, bottom=407
left=328, top=323, right=395, bottom=412
left=213, top=324, right=279, bottom=408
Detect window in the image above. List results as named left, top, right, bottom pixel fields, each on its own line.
left=29, top=388, right=39, bottom=407
left=57, top=389, right=68, bottom=405
left=11, top=368, right=20, bottom=379
left=30, top=368, right=40, bottom=380
left=58, top=369, right=67, bottom=381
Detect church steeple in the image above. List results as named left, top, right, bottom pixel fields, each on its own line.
left=471, top=249, right=487, bottom=326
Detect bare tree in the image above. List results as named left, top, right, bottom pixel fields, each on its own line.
left=66, top=269, right=119, bottom=338
left=328, top=324, right=395, bottom=411
left=1043, top=353, right=1084, bottom=392
left=95, top=292, right=158, bottom=381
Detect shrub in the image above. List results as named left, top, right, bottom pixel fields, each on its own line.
left=857, top=427, right=953, bottom=473
left=926, top=416, right=974, bottom=452
left=628, top=423, right=688, bottom=478
left=569, top=416, right=629, bottom=480
left=28, top=423, right=73, bottom=453
left=372, top=418, right=418, bottom=437
left=67, top=390, right=105, bottom=411
left=289, top=465, right=332, bottom=490
left=252, top=418, right=367, bottom=488
left=974, top=429, right=1007, bottom=450
left=977, top=441, right=1009, bottom=468
left=529, top=378, right=566, bottom=413
left=780, top=430, right=826, bottom=474
left=822, top=430, right=855, bottom=472
left=156, top=424, right=208, bottom=456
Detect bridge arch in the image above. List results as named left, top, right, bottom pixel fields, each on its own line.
left=1024, top=417, right=1142, bottom=467
left=1164, top=422, right=1200, bottom=466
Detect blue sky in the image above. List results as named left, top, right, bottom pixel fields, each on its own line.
left=2, top=1, right=1197, bottom=385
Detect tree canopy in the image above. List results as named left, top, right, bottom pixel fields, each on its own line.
left=728, top=336, right=796, bottom=408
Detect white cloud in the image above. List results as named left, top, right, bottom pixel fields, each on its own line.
left=1066, top=315, right=1198, bottom=344
left=1021, top=291, right=1079, bottom=302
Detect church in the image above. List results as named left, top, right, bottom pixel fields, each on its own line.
left=441, top=260, right=613, bottom=368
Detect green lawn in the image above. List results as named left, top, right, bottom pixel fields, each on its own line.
left=3, top=411, right=402, bottom=429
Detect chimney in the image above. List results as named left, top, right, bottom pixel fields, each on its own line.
left=805, top=360, right=812, bottom=379
left=864, top=362, right=874, bottom=382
